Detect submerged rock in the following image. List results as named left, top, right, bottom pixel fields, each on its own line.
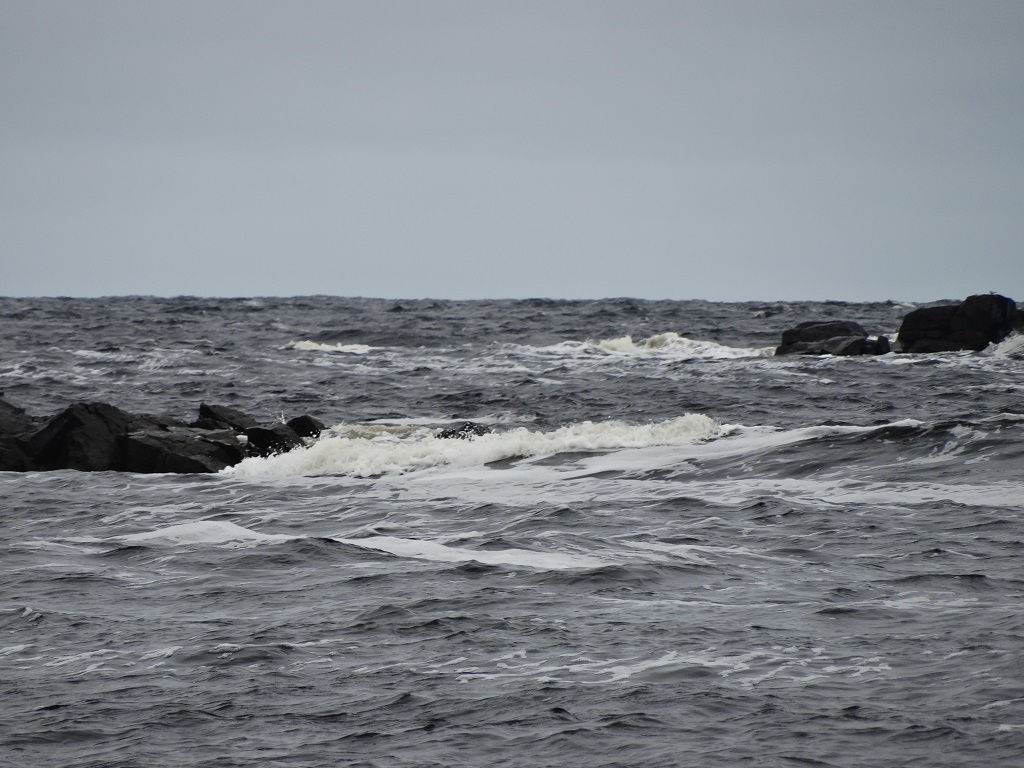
left=775, top=321, right=889, bottom=356
left=437, top=422, right=493, bottom=439
left=897, top=294, right=1018, bottom=353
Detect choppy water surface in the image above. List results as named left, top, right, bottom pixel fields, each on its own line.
left=2, top=297, right=1023, bottom=767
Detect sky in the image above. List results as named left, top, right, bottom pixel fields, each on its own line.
left=1, top=1, right=1022, bottom=301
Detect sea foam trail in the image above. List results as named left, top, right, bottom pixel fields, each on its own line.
left=337, top=535, right=609, bottom=569
left=115, top=520, right=298, bottom=547
left=289, top=340, right=375, bottom=354
left=224, top=414, right=720, bottom=478
left=110, top=523, right=609, bottom=569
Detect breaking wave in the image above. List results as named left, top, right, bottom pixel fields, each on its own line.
left=984, top=332, right=1024, bottom=359
left=224, top=414, right=720, bottom=478
left=532, top=332, right=773, bottom=359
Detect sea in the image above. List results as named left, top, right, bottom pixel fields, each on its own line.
left=1, top=296, right=1023, bottom=768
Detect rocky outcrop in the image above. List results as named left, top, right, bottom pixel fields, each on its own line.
left=0, top=398, right=325, bottom=473
left=897, top=294, right=1018, bottom=353
left=775, top=321, right=890, bottom=356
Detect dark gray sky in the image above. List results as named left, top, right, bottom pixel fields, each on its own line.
left=2, top=1, right=1022, bottom=300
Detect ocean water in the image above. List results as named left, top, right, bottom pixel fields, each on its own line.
left=1, top=296, right=1023, bottom=767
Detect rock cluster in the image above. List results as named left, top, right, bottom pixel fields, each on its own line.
left=0, top=399, right=325, bottom=473
left=775, top=294, right=1020, bottom=357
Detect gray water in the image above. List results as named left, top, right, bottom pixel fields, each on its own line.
left=2, top=297, right=1023, bottom=767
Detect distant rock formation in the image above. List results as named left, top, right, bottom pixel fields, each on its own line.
left=775, top=321, right=890, bottom=356
left=896, top=294, right=1018, bottom=353
left=0, top=397, right=324, bottom=473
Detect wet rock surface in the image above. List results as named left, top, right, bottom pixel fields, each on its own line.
left=0, top=398, right=320, bottom=473
left=896, top=294, right=1018, bottom=353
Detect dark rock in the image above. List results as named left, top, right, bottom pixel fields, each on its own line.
left=1015, top=309, right=1024, bottom=332
left=952, top=294, right=1018, bottom=335
left=287, top=415, right=326, bottom=438
left=775, top=320, right=888, bottom=356
left=897, top=294, right=1018, bottom=353
left=29, top=402, right=142, bottom=471
left=437, top=422, right=493, bottom=439
left=193, top=403, right=259, bottom=432
left=122, top=428, right=245, bottom=473
left=866, top=335, right=891, bottom=355
left=778, top=320, right=867, bottom=351
left=3, top=399, right=326, bottom=473
left=244, top=424, right=303, bottom=457
left=135, top=412, right=188, bottom=431
left=895, top=305, right=958, bottom=352
left=0, top=435, right=35, bottom=471
left=778, top=336, right=872, bottom=356
left=0, top=396, right=37, bottom=436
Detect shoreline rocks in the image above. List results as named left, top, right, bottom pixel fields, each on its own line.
left=0, top=397, right=326, bottom=474
left=0, top=396, right=495, bottom=474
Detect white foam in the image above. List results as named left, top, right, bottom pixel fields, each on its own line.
left=593, top=332, right=773, bottom=359
left=533, top=332, right=772, bottom=360
left=224, top=414, right=720, bottom=478
left=337, top=535, right=607, bottom=570
left=116, top=520, right=297, bottom=547
left=289, top=340, right=375, bottom=354
left=984, top=332, right=1024, bottom=359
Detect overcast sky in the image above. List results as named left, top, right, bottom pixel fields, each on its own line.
left=2, top=1, right=1022, bottom=301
